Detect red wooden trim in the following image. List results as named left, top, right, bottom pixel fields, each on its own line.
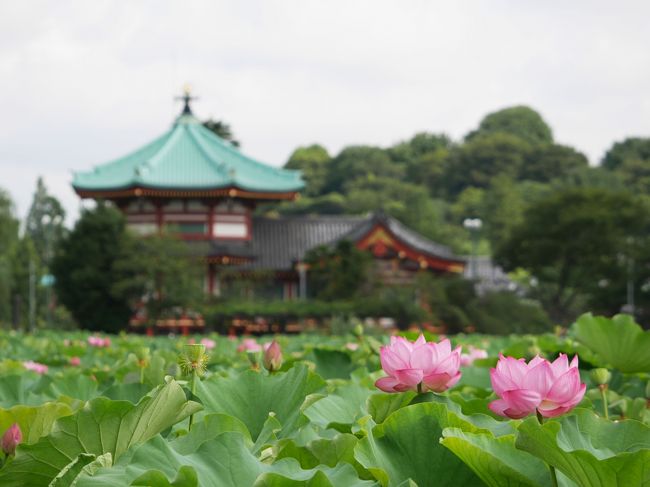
left=355, top=223, right=465, bottom=273
left=75, top=186, right=300, bottom=201
left=208, top=204, right=215, bottom=238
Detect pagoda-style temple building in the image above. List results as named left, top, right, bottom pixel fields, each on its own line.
left=72, top=90, right=465, bottom=301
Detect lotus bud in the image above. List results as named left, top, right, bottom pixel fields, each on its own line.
left=178, top=344, right=209, bottom=377
left=136, top=347, right=151, bottom=368
left=2, top=423, right=22, bottom=456
left=263, top=340, right=283, bottom=372
left=590, top=368, right=611, bottom=387
left=352, top=323, right=364, bottom=337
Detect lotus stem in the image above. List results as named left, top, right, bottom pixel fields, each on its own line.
left=536, top=411, right=559, bottom=487
left=188, top=368, right=198, bottom=431
left=599, top=384, right=609, bottom=420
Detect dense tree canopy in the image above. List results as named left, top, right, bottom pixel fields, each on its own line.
left=0, top=190, right=19, bottom=322
left=25, top=177, right=66, bottom=267
left=466, top=105, right=554, bottom=145
left=495, top=188, right=650, bottom=322
left=285, top=144, right=331, bottom=197
left=203, top=119, right=240, bottom=147
left=52, top=203, right=136, bottom=331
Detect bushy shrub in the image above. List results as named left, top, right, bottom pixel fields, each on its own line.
left=467, top=291, right=552, bottom=334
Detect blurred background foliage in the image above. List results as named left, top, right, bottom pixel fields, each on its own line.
left=2, top=104, right=650, bottom=332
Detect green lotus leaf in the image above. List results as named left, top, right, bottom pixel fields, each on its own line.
left=354, top=402, right=482, bottom=486
left=76, top=430, right=373, bottom=487
left=441, top=428, right=553, bottom=487
left=366, top=392, right=416, bottom=424
left=572, top=313, right=650, bottom=372
left=515, top=408, right=650, bottom=487
left=194, top=363, right=325, bottom=440
left=303, top=383, right=373, bottom=431
left=0, top=402, right=73, bottom=444
left=0, top=378, right=201, bottom=487
left=309, top=349, right=356, bottom=379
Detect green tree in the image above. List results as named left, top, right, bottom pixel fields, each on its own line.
left=324, top=146, right=404, bottom=194
left=202, top=119, right=240, bottom=147
left=305, top=240, right=371, bottom=301
left=466, top=105, right=553, bottom=145
left=445, top=132, right=532, bottom=194
left=113, top=232, right=203, bottom=325
left=285, top=144, right=331, bottom=197
left=600, top=138, right=650, bottom=193
left=522, top=144, right=589, bottom=183
left=51, top=203, right=137, bottom=332
left=25, top=177, right=66, bottom=267
left=8, top=237, right=39, bottom=328
left=0, top=189, right=19, bottom=323
left=601, top=137, right=650, bottom=170
left=495, top=188, right=650, bottom=322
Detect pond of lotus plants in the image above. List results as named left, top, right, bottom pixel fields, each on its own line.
left=0, top=313, right=648, bottom=486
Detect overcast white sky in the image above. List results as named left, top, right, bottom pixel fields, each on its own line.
left=1, top=0, right=649, bottom=225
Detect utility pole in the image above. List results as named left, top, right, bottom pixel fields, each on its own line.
left=29, top=258, right=36, bottom=333
left=463, top=218, right=483, bottom=280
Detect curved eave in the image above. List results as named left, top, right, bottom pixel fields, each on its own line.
left=72, top=184, right=301, bottom=201
left=355, top=222, right=466, bottom=273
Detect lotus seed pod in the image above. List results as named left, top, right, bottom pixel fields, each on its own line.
left=178, top=344, right=209, bottom=377
left=590, top=368, right=611, bottom=386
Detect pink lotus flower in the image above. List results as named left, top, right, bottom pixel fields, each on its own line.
left=2, top=423, right=22, bottom=455
left=237, top=338, right=262, bottom=353
left=375, top=335, right=462, bottom=393
left=23, top=361, right=48, bottom=374
left=263, top=340, right=283, bottom=372
left=489, top=354, right=586, bottom=419
left=69, top=357, right=81, bottom=366
left=200, top=338, right=216, bottom=350
left=88, top=336, right=110, bottom=347
left=460, top=346, right=488, bottom=366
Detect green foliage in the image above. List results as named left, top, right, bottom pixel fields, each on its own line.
left=467, top=105, right=553, bottom=145
left=467, top=292, right=552, bottom=335
left=25, top=177, right=66, bottom=266
left=572, top=313, right=650, bottom=373
left=0, top=378, right=201, bottom=486
left=441, top=428, right=552, bottom=487
left=195, top=364, right=325, bottom=440
left=285, top=145, right=331, bottom=197
left=354, top=403, right=481, bottom=486
left=51, top=203, right=135, bottom=332
left=114, top=231, right=204, bottom=324
left=324, top=146, right=404, bottom=194
left=601, top=137, right=650, bottom=170
left=202, top=119, right=240, bottom=147
left=446, top=132, right=532, bottom=194
left=515, top=409, right=650, bottom=487
left=496, top=187, right=650, bottom=322
left=0, top=328, right=649, bottom=485
left=0, top=188, right=19, bottom=323
left=306, top=240, right=372, bottom=301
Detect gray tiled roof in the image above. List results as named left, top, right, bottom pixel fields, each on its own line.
left=246, top=215, right=366, bottom=270
left=187, top=212, right=463, bottom=271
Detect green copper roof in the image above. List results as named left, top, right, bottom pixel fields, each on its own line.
left=72, top=112, right=304, bottom=194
